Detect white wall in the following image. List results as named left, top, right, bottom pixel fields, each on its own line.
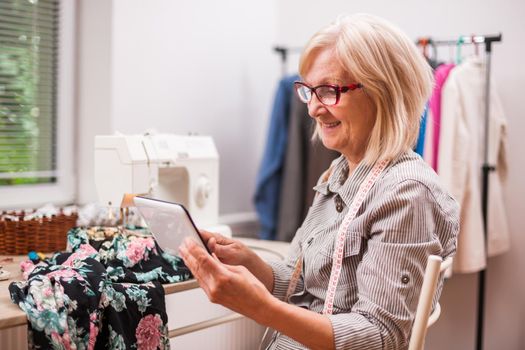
left=76, top=0, right=113, bottom=203
left=77, top=0, right=280, bottom=215
left=275, top=1, right=525, bottom=349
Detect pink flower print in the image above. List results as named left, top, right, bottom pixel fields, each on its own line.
left=20, top=260, right=36, bottom=280
left=62, top=332, right=72, bottom=350
left=143, top=237, right=155, bottom=250
left=50, top=331, right=62, bottom=344
left=88, top=312, right=99, bottom=350
left=126, top=241, right=145, bottom=266
left=135, top=314, right=163, bottom=350
left=126, top=237, right=153, bottom=264
left=62, top=244, right=98, bottom=267
left=43, top=288, right=53, bottom=298
left=47, top=268, right=85, bottom=283
left=50, top=331, right=73, bottom=350
left=142, top=237, right=155, bottom=249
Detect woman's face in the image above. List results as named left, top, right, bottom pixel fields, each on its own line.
left=303, top=48, right=376, bottom=163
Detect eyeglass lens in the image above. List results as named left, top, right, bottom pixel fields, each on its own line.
left=296, top=85, right=312, bottom=103
left=296, top=85, right=338, bottom=106
left=315, top=86, right=338, bottom=105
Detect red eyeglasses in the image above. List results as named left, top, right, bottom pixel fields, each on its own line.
left=294, top=81, right=363, bottom=106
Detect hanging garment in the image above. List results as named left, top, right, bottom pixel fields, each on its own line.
left=423, top=107, right=435, bottom=166
left=275, top=92, right=339, bottom=242
left=10, top=227, right=192, bottom=349
left=414, top=103, right=429, bottom=157
left=254, top=75, right=299, bottom=240
left=428, top=63, right=455, bottom=171
left=438, top=56, right=510, bottom=273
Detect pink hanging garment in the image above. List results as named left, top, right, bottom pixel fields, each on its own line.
left=429, top=63, right=455, bottom=171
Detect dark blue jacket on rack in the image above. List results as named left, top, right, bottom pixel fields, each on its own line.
left=254, top=74, right=299, bottom=240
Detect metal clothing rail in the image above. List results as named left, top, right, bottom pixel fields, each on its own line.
left=418, top=33, right=502, bottom=48
left=273, top=46, right=302, bottom=76
left=417, top=33, right=503, bottom=350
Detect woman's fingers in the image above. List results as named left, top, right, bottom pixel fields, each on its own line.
left=180, top=239, right=274, bottom=319
left=180, top=238, right=228, bottom=287
left=179, top=244, right=212, bottom=296
left=200, top=230, right=235, bottom=246
left=200, top=232, right=247, bottom=266
left=200, top=230, right=224, bottom=244
left=179, top=238, right=220, bottom=275
left=178, top=242, right=201, bottom=276
left=207, top=237, right=217, bottom=253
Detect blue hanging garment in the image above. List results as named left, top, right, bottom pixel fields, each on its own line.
left=254, top=75, right=298, bottom=240
left=414, top=103, right=429, bottom=157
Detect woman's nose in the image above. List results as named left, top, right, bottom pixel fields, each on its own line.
left=307, top=94, right=326, bottom=118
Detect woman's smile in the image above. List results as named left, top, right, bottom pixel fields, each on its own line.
left=320, top=120, right=341, bottom=129
left=319, top=120, right=343, bottom=141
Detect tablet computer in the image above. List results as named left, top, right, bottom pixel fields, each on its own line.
left=133, top=196, right=211, bottom=256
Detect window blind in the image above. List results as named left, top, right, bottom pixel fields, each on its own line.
left=0, top=0, right=59, bottom=185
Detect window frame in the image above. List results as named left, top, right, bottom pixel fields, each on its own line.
left=0, top=0, right=76, bottom=209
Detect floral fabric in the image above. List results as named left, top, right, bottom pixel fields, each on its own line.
left=9, top=227, right=192, bottom=349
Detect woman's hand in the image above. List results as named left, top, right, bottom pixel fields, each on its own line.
left=179, top=237, right=275, bottom=323
left=198, top=231, right=275, bottom=292
left=199, top=230, right=252, bottom=266
left=180, top=237, right=335, bottom=350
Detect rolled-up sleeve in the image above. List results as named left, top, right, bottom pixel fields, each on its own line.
left=267, top=228, right=305, bottom=301
left=268, top=260, right=299, bottom=301
left=328, top=179, right=459, bottom=349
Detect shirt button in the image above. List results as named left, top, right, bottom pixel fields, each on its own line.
left=334, top=195, right=344, bottom=213
left=401, top=275, right=410, bottom=284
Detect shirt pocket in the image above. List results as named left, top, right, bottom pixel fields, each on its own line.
left=319, top=231, right=363, bottom=259
left=338, top=232, right=363, bottom=288
left=311, top=231, right=363, bottom=290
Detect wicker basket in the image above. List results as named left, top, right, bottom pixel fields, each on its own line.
left=0, top=210, right=78, bottom=255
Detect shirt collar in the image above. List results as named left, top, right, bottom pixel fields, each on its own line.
left=337, top=162, right=375, bottom=207
left=313, top=155, right=376, bottom=207
left=313, top=155, right=346, bottom=195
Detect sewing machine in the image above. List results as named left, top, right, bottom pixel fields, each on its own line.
left=94, top=132, right=230, bottom=235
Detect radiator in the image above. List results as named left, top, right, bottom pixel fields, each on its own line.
left=166, top=287, right=267, bottom=349
left=170, top=315, right=266, bottom=349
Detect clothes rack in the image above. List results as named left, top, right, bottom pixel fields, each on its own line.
left=273, top=46, right=302, bottom=76
left=417, top=33, right=502, bottom=350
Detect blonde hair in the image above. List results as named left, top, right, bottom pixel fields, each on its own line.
left=299, top=14, right=433, bottom=165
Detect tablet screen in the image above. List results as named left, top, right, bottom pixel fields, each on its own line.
left=133, top=196, right=210, bottom=256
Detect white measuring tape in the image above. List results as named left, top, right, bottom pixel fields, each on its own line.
left=285, top=159, right=389, bottom=315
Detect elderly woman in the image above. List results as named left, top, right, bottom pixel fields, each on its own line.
left=179, top=13, right=459, bottom=350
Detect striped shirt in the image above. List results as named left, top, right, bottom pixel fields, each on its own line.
left=267, top=151, right=459, bottom=349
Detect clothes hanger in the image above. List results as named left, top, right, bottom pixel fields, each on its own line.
left=418, top=38, right=430, bottom=59
left=417, top=37, right=440, bottom=68
left=455, top=36, right=464, bottom=64
left=472, top=34, right=480, bottom=56
left=429, top=38, right=439, bottom=66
